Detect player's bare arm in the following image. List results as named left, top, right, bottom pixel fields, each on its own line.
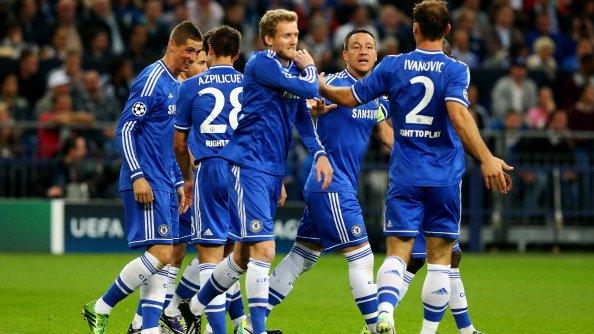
left=446, top=101, right=513, bottom=193
left=318, top=72, right=359, bottom=107
left=173, top=130, right=194, bottom=208
left=374, top=120, right=394, bottom=150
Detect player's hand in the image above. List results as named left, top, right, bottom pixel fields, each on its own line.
left=176, top=186, right=188, bottom=214
left=293, top=49, right=315, bottom=70
left=315, top=155, right=334, bottom=190
left=133, top=177, right=154, bottom=203
left=277, top=183, right=287, bottom=207
left=308, top=98, right=337, bottom=117
left=183, top=179, right=193, bottom=209
left=480, top=156, right=514, bottom=194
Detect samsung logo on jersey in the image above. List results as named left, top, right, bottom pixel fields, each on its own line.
left=283, top=91, right=300, bottom=100
left=198, top=74, right=242, bottom=85
left=352, top=108, right=377, bottom=120
left=404, top=60, right=445, bottom=72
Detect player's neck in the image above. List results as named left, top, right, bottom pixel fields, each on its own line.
left=161, top=56, right=180, bottom=76
left=345, top=67, right=367, bottom=80
left=210, top=57, right=235, bottom=67
left=416, top=40, right=443, bottom=52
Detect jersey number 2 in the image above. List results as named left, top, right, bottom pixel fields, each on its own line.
left=406, top=76, right=434, bottom=125
left=199, top=87, right=242, bottom=134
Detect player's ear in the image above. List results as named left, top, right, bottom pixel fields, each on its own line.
left=342, top=50, right=349, bottom=62
left=444, top=23, right=451, bottom=36
left=264, top=34, right=273, bottom=47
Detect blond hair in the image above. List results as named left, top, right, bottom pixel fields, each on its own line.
left=259, top=9, right=298, bottom=45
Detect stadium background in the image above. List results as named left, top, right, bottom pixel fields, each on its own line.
left=0, top=0, right=593, bottom=333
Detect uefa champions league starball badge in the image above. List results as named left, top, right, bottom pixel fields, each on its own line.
left=132, top=102, right=147, bottom=116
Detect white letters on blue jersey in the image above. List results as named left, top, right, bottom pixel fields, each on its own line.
left=305, top=69, right=387, bottom=193
left=220, top=50, right=326, bottom=176
left=352, top=49, right=470, bottom=186
left=175, top=65, right=243, bottom=162
left=116, top=60, right=181, bottom=192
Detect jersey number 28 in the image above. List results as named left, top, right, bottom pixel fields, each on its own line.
left=199, top=87, right=242, bottom=134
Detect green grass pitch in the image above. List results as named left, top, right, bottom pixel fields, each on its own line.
left=1, top=253, right=592, bottom=333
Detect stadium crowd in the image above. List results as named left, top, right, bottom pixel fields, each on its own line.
left=0, top=0, right=593, bottom=200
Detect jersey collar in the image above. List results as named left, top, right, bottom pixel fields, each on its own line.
left=158, top=60, right=179, bottom=81
left=414, top=48, right=444, bottom=55
left=209, top=65, right=235, bottom=69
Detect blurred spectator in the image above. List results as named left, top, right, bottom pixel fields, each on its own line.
left=37, top=92, right=94, bottom=159
left=561, top=37, right=593, bottom=72
left=0, top=21, right=35, bottom=60
left=40, top=25, right=72, bottom=65
left=105, top=56, right=132, bottom=109
left=454, top=9, right=486, bottom=62
left=222, top=1, right=255, bottom=57
left=35, top=69, right=84, bottom=117
left=517, top=109, right=577, bottom=210
left=561, top=53, right=594, bottom=108
left=527, top=36, right=557, bottom=80
left=452, top=0, right=490, bottom=32
left=375, top=4, right=413, bottom=53
left=467, top=84, right=490, bottom=129
left=15, top=0, right=49, bottom=45
left=81, top=0, right=126, bottom=55
left=50, top=0, right=83, bottom=53
left=16, top=49, right=44, bottom=107
left=0, top=73, right=30, bottom=121
left=0, top=102, right=21, bottom=158
left=526, top=86, right=556, bottom=129
left=77, top=70, right=120, bottom=122
left=333, top=5, right=378, bottom=51
left=503, top=109, right=525, bottom=149
left=187, top=0, right=223, bottom=33
left=568, top=83, right=594, bottom=132
left=62, top=49, right=85, bottom=92
left=451, top=29, right=480, bottom=69
left=378, top=36, right=399, bottom=60
left=113, top=0, right=143, bottom=29
left=491, top=57, right=538, bottom=120
left=82, top=29, right=114, bottom=73
left=142, top=0, right=170, bottom=56
left=483, top=4, right=524, bottom=68
left=302, top=16, right=334, bottom=72
left=525, top=11, right=572, bottom=64
left=125, top=24, right=156, bottom=73
left=45, top=136, right=92, bottom=198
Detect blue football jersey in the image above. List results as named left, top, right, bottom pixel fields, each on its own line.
left=174, top=65, right=243, bottom=162
left=117, top=60, right=181, bottom=192
left=352, top=49, right=470, bottom=186
left=220, top=50, right=326, bottom=176
left=305, top=69, right=387, bottom=193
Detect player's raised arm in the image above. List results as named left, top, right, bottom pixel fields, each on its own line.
left=256, top=49, right=319, bottom=98
left=447, top=101, right=513, bottom=193
left=318, top=73, right=359, bottom=107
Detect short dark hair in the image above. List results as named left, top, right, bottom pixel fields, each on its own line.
left=170, top=21, right=203, bottom=46
left=413, top=0, right=450, bottom=41
left=207, top=25, right=241, bottom=57
left=343, top=28, right=376, bottom=51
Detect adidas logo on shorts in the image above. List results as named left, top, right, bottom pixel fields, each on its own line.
left=203, top=229, right=214, bottom=237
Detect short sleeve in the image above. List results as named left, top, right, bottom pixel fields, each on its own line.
left=444, top=62, right=470, bottom=108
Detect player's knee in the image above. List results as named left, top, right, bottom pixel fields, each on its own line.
left=407, top=257, right=426, bottom=274
left=451, top=251, right=462, bottom=268
left=250, top=242, right=276, bottom=263
left=147, top=245, right=173, bottom=267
